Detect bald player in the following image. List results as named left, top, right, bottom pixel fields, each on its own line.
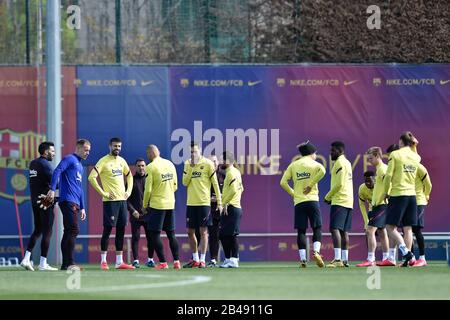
left=142, top=145, right=180, bottom=269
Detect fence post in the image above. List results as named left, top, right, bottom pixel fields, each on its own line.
left=115, top=0, right=122, bottom=63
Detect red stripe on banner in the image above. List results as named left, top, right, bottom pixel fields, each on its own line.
left=29, top=135, right=32, bottom=159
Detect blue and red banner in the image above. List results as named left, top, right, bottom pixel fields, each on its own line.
left=1, top=65, right=450, bottom=262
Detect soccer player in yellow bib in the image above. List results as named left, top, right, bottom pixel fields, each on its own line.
left=182, top=142, right=223, bottom=268
left=88, top=137, right=135, bottom=270
left=280, top=141, right=326, bottom=268
left=324, top=141, right=354, bottom=268
left=142, top=145, right=181, bottom=270
left=219, top=151, right=244, bottom=268
left=383, top=132, right=425, bottom=267
left=357, top=171, right=374, bottom=232
left=357, top=147, right=391, bottom=267
left=411, top=162, right=432, bottom=267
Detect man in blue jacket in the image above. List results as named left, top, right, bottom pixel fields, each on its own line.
left=46, top=139, right=91, bottom=270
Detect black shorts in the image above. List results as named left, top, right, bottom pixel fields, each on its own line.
left=413, top=205, right=426, bottom=228
left=294, top=201, right=322, bottom=230
left=103, top=201, right=128, bottom=228
left=368, top=204, right=387, bottom=229
left=32, top=205, right=55, bottom=233
left=208, top=202, right=221, bottom=225
left=220, top=205, right=242, bottom=236
left=330, top=205, right=352, bottom=232
left=385, top=196, right=417, bottom=227
left=146, top=208, right=175, bottom=232
left=186, top=205, right=210, bottom=229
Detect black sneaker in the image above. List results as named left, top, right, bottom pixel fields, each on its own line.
left=401, top=251, right=413, bottom=267
left=343, top=260, right=350, bottom=267
left=182, top=259, right=199, bottom=268
left=206, top=260, right=217, bottom=268
left=132, top=261, right=140, bottom=268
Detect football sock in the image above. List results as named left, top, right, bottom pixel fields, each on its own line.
left=334, top=248, right=341, bottom=260
left=299, top=249, right=306, bottom=261
left=192, top=252, right=199, bottom=262
left=342, top=250, right=349, bottom=261
left=101, top=253, right=107, bottom=263
left=313, top=241, right=321, bottom=253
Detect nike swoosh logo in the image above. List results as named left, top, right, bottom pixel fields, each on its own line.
left=440, top=80, right=450, bottom=85
left=249, top=245, right=263, bottom=251
left=248, top=80, right=262, bottom=87
left=141, top=80, right=155, bottom=86
left=344, top=80, right=358, bottom=86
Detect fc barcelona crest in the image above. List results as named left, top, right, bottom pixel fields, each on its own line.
left=0, top=128, right=46, bottom=204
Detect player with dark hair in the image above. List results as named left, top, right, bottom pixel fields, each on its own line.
left=182, top=141, right=222, bottom=268
left=127, top=158, right=155, bottom=268
left=280, top=141, right=326, bottom=268
left=357, top=147, right=391, bottom=267
left=143, top=145, right=180, bottom=270
left=358, top=170, right=375, bottom=231
left=20, top=142, right=57, bottom=271
left=45, top=139, right=91, bottom=270
left=324, top=141, right=354, bottom=268
left=88, top=137, right=135, bottom=270
left=206, top=155, right=226, bottom=267
left=219, top=151, right=244, bottom=268
left=411, top=162, right=432, bottom=267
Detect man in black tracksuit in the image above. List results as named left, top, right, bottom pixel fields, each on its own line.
left=127, top=158, right=155, bottom=268
left=20, top=141, right=58, bottom=271
left=206, top=155, right=226, bottom=267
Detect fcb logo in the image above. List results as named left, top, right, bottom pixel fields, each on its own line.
left=0, top=129, right=45, bottom=204
left=373, top=78, right=382, bottom=87
left=277, top=78, right=286, bottom=87
left=180, top=78, right=189, bottom=88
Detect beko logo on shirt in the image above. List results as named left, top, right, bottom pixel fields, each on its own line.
left=161, top=173, right=174, bottom=181
left=29, top=169, right=38, bottom=178
left=111, top=169, right=123, bottom=177
left=296, top=172, right=310, bottom=180
left=403, top=164, right=416, bottom=173
left=192, top=171, right=202, bottom=178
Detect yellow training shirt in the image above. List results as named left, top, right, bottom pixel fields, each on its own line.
left=143, top=156, right=178, bottom=210
left=372, top=162, right=388, bottom=206
left=182, top=156, right=222, bottom=206
left=415, top=163, right=432, bottom=206
left=358, top=183, right=373, bottom=228
left=324, top=154, right=353, bottom=209
left=280, top=156, right=326, bottom=205
left=384, top=147, right=421, bottom=197
left=88, top=154, right=132, bottom=201
left=222, top=165, right=244, bottom=208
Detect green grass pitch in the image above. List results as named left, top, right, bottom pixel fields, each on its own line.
left=1, top=261, right=449, bottom=300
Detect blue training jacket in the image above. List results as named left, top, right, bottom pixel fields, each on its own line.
left=50, top=153, right=85, bottom=209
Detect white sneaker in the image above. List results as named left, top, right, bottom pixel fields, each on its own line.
left=229, top=258, right=239, bottom=268
left=219, top=259, right=232, bottom=268
left=39, top=264, right=58, bottom=271
left=20, top=259, right=34, bottom=271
